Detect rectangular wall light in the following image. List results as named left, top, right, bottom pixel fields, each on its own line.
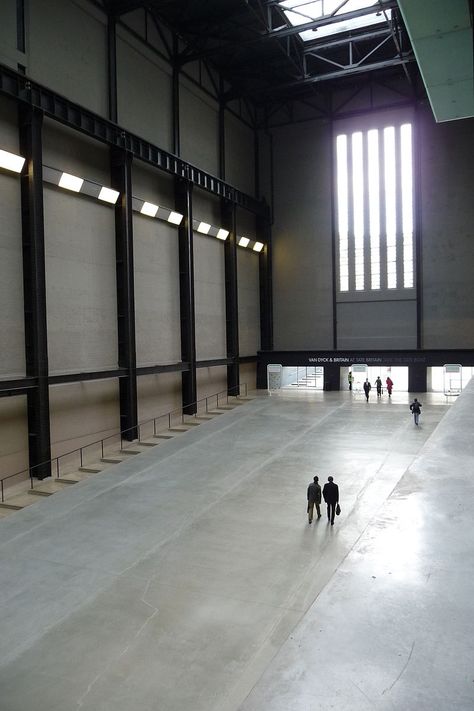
left=140, top=201, right=159, bottom=217
left=253, top=241, right=264, bottom=252
left=167, top=211, right=183, bottom=225
left=98, top=186, right=120, bottom=204
left=216, top=228, right=229, bottom=240
left=197, top=222, right=211, bottom=234
left=58, top=172, right=84, bottom=192
left=0, top=149, right=25, bottom=173
left=238, top=236, right=250, bottom=247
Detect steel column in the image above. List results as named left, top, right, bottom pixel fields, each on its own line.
left=19, top=104, right=51, bottom=480
left=414, top=107, right=423, bottom=349
left=111, top=148, right=138, bottom=440
left=257, top=208, right=273, bottom=351
left=175, top=177, right=197, bottom=414
left=221, top=199, right=240, bottom=393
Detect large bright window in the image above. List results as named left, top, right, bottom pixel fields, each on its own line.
left=336, top=122, right=414, bottom=293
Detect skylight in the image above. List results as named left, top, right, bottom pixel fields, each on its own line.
left=279, top=0, right=391, bottom=42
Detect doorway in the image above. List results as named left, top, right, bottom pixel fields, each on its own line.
left=281, top=366, right=324, bottom=390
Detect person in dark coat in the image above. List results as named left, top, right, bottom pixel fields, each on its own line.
left=375, top=376, right=382, bottom=397
left=307, top=475, right=322, bottom=524
left=363, top=379, right=371, bottom=402
left=322, top=476, right=339, bottom=525
left=410, top=397, right=422, bottom=425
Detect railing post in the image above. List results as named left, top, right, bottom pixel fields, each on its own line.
left=80, top=448, right=83, bottom=468
left=153, top=418, right=156, bottom=436
left=1, top=480, right=4, bottom=503
left=56, top=458, right=60, bottom=478
left=101, top=439, right=104, bottom=460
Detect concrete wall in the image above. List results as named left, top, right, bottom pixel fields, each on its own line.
left=194, top=236, right=227, bottom=361
left=269, top=107, right=474, bottom=352
left=28, top=0, right=108, bottom=116
left=0, top=398, right=28, bottom=483
left=117, top=28, right=172, bottom=149
left=237, top=249, right=260, bottom=356
left=0, top=0, right=259, bottom=483
left=271, top=119, right=333, bottom=350
left=420, top=109, right=474, bottom=347
left=0, top=100, right=25, bottom=378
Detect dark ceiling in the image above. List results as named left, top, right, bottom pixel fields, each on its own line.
left=102, top=0, right=421, bottom=110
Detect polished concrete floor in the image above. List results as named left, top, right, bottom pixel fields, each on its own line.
left=0, top=386, right=473, bottom=710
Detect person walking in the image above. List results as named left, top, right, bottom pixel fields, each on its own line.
left=375, top=376, right=382, bottom=397
left=363, top=379, right=371, bottom=402
left=348, top=371, right=353, bottom=391
left=386, top=376, right=393, bottom=396
left=307, top=475, right=322, bottom=524
left=322, top=476, right=339, bottom=525
left=410, top=397, right=422, bottom=425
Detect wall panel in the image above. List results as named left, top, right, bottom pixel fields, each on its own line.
left=0, top=397, right=28, bottom=483
left=194, top=236, right=226, bottom=360
left=117, top=30, right=172, bottom=149
left=137, top=373, right=181, bottom=427
left=420, top=109, right=474, bottom=348
left=28, top=0, right=108, bottom=116
left=196, top=366, right=227, bottom=403
left=180, top=77, right=219, bottom=176
left=225, top=111, right=255, bottom=195
left=271, top=119, right=333, bottom=350
left=0, top=101, right=25, bottom=377
left=49, top=381, right=119, bottom=467
left=237, top=249, right=260, bottom=356
left=44, top=187, right=117, bottom=374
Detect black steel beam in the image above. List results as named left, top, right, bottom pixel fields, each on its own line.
left=111, top=148, right=138, bottom=440
left=221, top=199, right=240, bottom=394
left=137, top=363, right=190, bottom=376
left=239, top=355, right=257, bottom=364
left=0, top=63, right=265, bottom=216
left=49, top=369, right=126, bottom=385
left=18, top=104, right=51, bottom=480
left=175, top=177, right=197, bottom=414
left=257, top=208, right=273, bottom=351
left=0, top=377, right=37, bottom=398
left=196, top=359, right=232, bottom=369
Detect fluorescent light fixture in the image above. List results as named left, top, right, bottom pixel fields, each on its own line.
left=58, top=172, right=84, bottom=192
left=238, top=236, right=250, bottom=247
left=253, top=241, right=264, bottom=252
left=0, top=149, right=25, bottom=173
left=197, top=222, right=211, bottom=234
left=98, top=186, right=119, bottom=204
left=140, top=201, right=159, bottom=217
left=216, top=228, right=229, bottom=240
left=168, top=211, right=183, bottom=225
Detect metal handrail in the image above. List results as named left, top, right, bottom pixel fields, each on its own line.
left=0, top=382, right=248, bottom=503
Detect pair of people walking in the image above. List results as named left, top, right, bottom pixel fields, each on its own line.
left=307, top=476, right=340, bottom=525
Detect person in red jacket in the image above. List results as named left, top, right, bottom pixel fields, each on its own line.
left=386, top=376, right=393, bottom=396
